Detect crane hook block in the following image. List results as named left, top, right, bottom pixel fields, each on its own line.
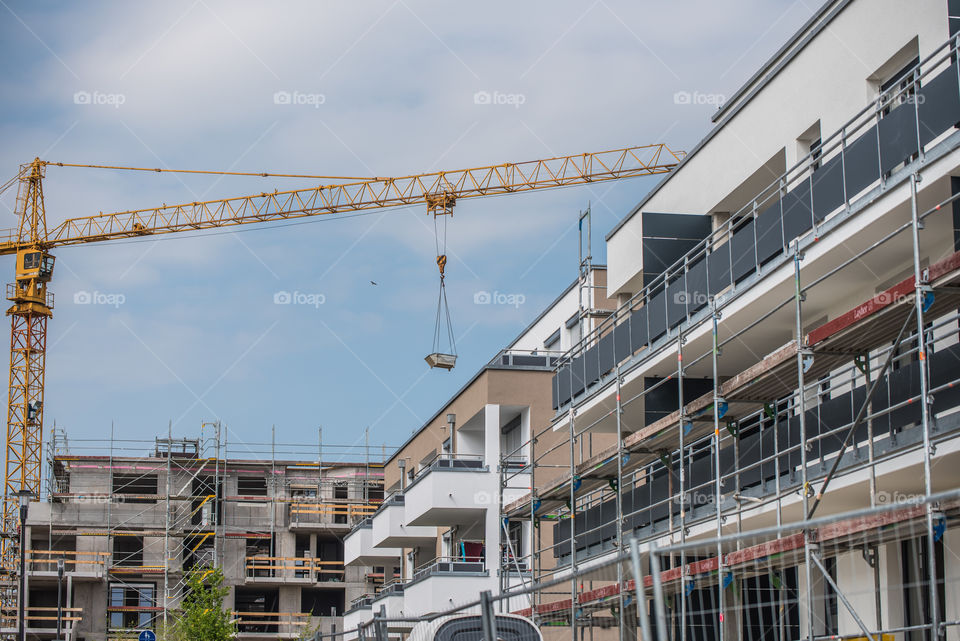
left=436, top=254, right=447, bottom=276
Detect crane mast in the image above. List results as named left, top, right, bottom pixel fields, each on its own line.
left=1, top=159, right=53, bottom=632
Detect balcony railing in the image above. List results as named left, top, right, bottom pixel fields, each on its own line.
left=554, top=33, right=960, bottom=410
left=487, top=348, right=563, bottom=370
left=347, top=593, right=376, bottom=612
left=413, top=453, right=485, bottom=483
left=376, top=579, right=406, bottom=597
left=244, top=555, right=344, bottom=582
left=412, top=555, right=485, bottom=581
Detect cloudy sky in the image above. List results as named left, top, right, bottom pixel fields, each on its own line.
left=0, top=1, right=819, bottom=460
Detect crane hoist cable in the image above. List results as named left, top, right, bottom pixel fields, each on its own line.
left=428, top=212, right=457, bottom=369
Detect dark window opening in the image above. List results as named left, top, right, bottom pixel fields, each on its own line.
left=112, top=536, right=143, bottom=568
left=301, top=589, right=344, bottom=617
left=112, top=474, right=158, bottom=504
left=237, top=476, right=268, bottom=497
left=902, top=536, right=946, bottom=641
left=235, top=588, right=279, bottom=634
left=822, top=555, right=839, bottom=636
left=191, top=476, right=222, bottom=526
left=183, top=534, right=215, bottom=571
left=333, top=483, right=348, bottom=523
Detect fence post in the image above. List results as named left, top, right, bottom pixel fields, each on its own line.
left=628, top=537, right=653, bottom=641
left=374, top=605, right=388, bottom=641
left=480, top=590, right=497, bottom=641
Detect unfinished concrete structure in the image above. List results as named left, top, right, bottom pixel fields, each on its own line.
left=16, top=425, right=387, bottom=640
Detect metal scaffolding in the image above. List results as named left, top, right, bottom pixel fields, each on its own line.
left=493, top=32, right=960, bottom=641
left=20, top=424, right=391, bottom=639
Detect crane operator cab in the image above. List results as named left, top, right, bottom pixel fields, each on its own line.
left=9, top=248, right=55, bottom=310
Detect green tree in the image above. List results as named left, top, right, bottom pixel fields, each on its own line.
left=163, top=567, right=237, bottom=641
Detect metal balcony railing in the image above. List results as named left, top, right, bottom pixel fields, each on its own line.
left=412, top=555, right=485, bottom=581
left=487, top=348, right=563, bottom=370
left=554, top=33, right=960, bottom=410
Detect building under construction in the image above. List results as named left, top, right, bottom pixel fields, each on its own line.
left=346, top=2, right=960, bottom=641
left=12, top=425, right=389, bottom=640
left=7, top=1, right=960, bottom=640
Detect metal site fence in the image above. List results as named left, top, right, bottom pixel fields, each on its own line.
left=318, top=489, right=960, bottom=641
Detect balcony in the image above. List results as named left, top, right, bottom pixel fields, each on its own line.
left=236, top=611, right=311, bottom=638
left=370, top=494, right=436, bottom=548
left=344, top=518, right=402, bottom=566
left=289, top=500, right=379, bottom=529
left=487, top=348, right=561, bottom=370
left=371, top=580, right=409, bottom=630
left=554, top=33, right=960, bottom=417
left=1, top=606, right=84, bottom=638
left=403, top=556, right=496, bottom=616
left=26, top=549, right=109, bottom=581
left=344, top=594, right=375, bottom=638
left=244, top=556, right=344, bottom=583
left=404, top=454, right=489, bottom=527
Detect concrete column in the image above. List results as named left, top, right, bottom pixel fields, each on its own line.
left=797, top=560, right=828, bottom=640
left=878, top=541, right=905, bottom=635
left=835, top=550, right=878, bottom=636
left=484, top=404, right=501, bottom=577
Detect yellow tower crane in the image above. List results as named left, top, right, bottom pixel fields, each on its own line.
left=0, top=143, right=682, bottom=631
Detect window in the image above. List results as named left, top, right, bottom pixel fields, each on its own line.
left=113, top=536, right=143, bottom=568
left=301, top=588, right=344, bottom=617
left=902, top=537, right=946, bottom=641
left=235, top=588, right=279, bottom=634
left=506, top=521, right=524, bottom=563
left=880, top=56, right=921, bottom=115
left=822, top=556, right=838, bottom=637
left=333, top=483, right=348, bottom=524
left=501, top=415, right=523, bottom=465
left=544, top=328, right=561, bottom=351
left=109, top=583, right=154, bottom=630
left=367, top=483, right=384, bottom=501
left=238, top=476, right=268, bottom=496
left=112, top=474, right=158, bottom=504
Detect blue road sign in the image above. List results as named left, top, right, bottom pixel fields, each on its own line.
left=139, top=630, right=157, bottom=641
